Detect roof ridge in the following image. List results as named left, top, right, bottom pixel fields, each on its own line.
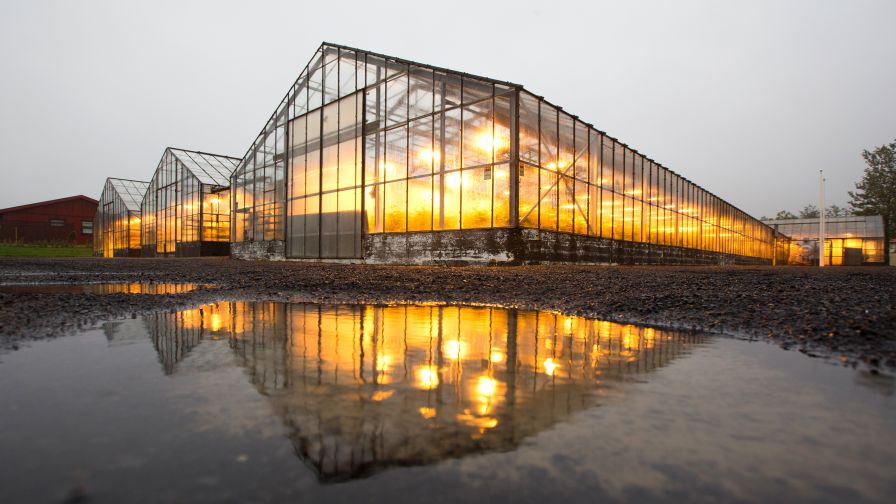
left=0, top=195, right=99, bottom=214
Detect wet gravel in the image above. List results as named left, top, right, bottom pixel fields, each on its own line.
left=0, top=257, right=894, bottom=373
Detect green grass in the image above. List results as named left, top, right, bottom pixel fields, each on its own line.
left=0, top=243, right=94, bottom=257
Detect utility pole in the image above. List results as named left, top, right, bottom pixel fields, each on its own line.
left=819, top=170, right=825, bottom=267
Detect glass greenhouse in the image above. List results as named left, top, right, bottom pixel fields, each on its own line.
left=230, top=42, right=779, bottom=264
left=94, top=178, right=149, bottom=257
left=141, top=148, right=239, bottom=257
left=763, top=215, right=887, bottom=265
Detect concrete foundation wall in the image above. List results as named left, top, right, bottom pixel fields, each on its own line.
left=141, top=241, right=230, bottom=258
left=231, top=228, right=771, bottom=266
left=365, top=228, right=768, bottom=265
left=230, top=240, right=286, bottom=261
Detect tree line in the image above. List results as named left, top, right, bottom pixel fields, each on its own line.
left=763, top=139, right=895, bottom=237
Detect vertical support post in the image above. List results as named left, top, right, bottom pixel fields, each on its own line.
left=438, top=80, right=447, bottom=230
left=819, top=169, right=825, bottom=267
left=505, top=308, right=518, bottom=406
left=509, top=89, right=520, bottom=227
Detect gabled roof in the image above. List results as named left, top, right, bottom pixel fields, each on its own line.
left=168, top=148, right=240, bottom=187
left=107, top=178, right=149, bottom=212
left=0, top=195, right=98, bottom=214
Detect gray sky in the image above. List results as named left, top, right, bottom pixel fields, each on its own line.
left=1, top=0, right=893, bottom=218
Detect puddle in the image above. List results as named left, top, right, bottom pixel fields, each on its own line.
left=0, top=282, right=208, bottom=295
left=0, top=302, right=893, bottom=503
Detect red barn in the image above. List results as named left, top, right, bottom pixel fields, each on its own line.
left=0, top=195, right=99, bottom=245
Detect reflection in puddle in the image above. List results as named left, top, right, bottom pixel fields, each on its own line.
left=144, top=301, right=705, bottom=481
left=4, top=302, right=896, bottom=503
left=0, top=282, right=207, bottom=295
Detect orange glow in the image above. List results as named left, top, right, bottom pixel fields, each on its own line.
left=371, top=390, right=394, bottom=401
left=544, top=358, right=559, bottom=376
left=415, top=365, right=439, bottom=390
left=476, top=376, right=497, bottom=398
left=457, top=411, right=499, bottom=432
left=417, top=149, right=441, bottom=164
left=443, top=339, right=466, bottom=360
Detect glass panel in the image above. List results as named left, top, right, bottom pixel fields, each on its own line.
left=519, top=93, right=539, bottom=165
left=385, top=125, right=408, bottom=181
left=492, top=163, right=510, bottom=227
left=540, top=103, right=558, bottom=170
left=408, top=117, right=434, bottom=178
left=384, top=180, right=407, bottom=232
left=462, top=167, right=492, bottom=229
left=559, top=176, right=575, bottom=233
left=439, top=171, right=461, bottom=230
left=408, top=67, right=434, bottom=120
left=519, top=163, right=539, bottom=229
left=539, top=167, right=558, bottom=231
left=385, top=74, right=408, bottom=127
left=463, top=99, right=493, bottom=168
left=407, top=176, right=433, bottom=231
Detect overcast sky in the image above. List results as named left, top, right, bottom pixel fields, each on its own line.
left=1, top=0, right=893, bottom=218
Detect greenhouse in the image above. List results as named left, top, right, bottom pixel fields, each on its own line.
left=141, top=148, right=239, bottom=257
left=231, top=42, right=780, bottom=264
left=94, top=178, right=149, bottom=257
left=763, top=215, right=887, bottom=266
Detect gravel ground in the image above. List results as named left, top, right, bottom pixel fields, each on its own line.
left=1, top=257, right=894, bottom=372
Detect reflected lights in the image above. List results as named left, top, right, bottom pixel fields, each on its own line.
left=443, top=339, right=466, bottom=360
left=476, top=376, right=498, bottom=398
left=543, top=357, right=559, bottom=376
left=415, top=365, right=439, bottom=390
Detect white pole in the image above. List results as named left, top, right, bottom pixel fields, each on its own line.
left=819, top=170, right=825, bottom=267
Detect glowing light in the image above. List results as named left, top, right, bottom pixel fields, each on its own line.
left=376, top=354, right=392, bottom=372
left=446, top=171, right=462, bottom=190
left=371, top=390, right=394, bottom=401
left=415, top=365, right=439, bottom=390
left=544, top=357, right=559, bottom=376
left=210, top=313, right=222, bottom=332
left=419, top=407, right=437, bottom=419
left=489, top=350, right=503, bottom=363
left=377, top=161, right=397, bottom=175
left=476, top=376, right=497, bottom=398
left=477, top=132, right=505, bottom=153
left=443, top=339, right=466, bottom=360
left=417, top=149, right=441, bottom=163
left=457, top=411, right=498, bottom=432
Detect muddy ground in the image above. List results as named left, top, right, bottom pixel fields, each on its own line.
left=0, top=257, right=894, bottom=372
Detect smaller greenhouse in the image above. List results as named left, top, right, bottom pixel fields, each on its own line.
left=763, top=215, right=887, bottom=265
left=94, top=178, right=150, bottom=257
left=141, top=148, right=240, bottom=257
